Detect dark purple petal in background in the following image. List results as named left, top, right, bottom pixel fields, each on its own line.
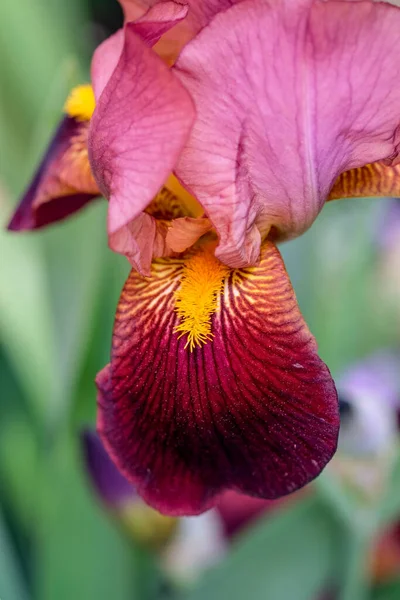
left=81, top=429, right=136, bottom=508
left=8, top=116, right=99, bottom=231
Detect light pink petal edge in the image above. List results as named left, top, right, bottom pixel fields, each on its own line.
left=174, top=0, right=400, bottom=267
left=88, top=20, right=195, bottom=271
left=110, top=214, right=211, bottom=275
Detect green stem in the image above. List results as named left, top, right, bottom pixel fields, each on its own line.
left=339, top=530, right=370, bottom=600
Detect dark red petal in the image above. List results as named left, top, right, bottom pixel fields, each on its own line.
left=97, top=242, right=339, bottom=516
left=8, top=116, right=99, bottom=231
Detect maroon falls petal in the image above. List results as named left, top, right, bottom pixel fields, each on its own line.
left=97, top=242, right=339, bottom=516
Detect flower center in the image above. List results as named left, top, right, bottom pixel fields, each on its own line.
left=174, top=247, right=229, bottom=351
left=146, top=174, right=204, bottom=220
left=64, top=85, right=96, bottom=121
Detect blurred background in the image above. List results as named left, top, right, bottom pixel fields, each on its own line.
left=1, top=1, right=400, bottom=599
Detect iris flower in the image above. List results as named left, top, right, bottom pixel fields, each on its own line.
left=8, top=0, right=400, bottom=515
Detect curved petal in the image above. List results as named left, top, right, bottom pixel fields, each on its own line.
left=134, top=1, right=189, bottom=46
left=117, top=1, right=194, bottom=62
left=8, top=117, right=99, bottom=231
left=328, top=162, right=400, bottom=201
left=119, top=0, right=241, bottom=32
left=97, top=241, right=339, bottom=516
left=91, top=30, right=125, bottom=102
left=110, top=215, right=211, bottom=275
left=119, top=0, right=147, bottom=22
left=88, top=20, right=195, bottom=271
left=166, top=216, right=211, bottom=253
left=91, top=2, right=188, bottom=100
left=174, top=0, right=400, bottom=267
left=109, top=178, right=208, bottom=275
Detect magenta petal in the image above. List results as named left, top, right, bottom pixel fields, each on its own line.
left=174, top=0, right=400, bottom=267
left=119, top=0, right=243, bottom=32
left=91, top=30, right=125, bottom=102
left=134, top=1, right=189, bottom=46
left=8, top=117, right=99, bottom=231
left=90, top=2, right=188, bottom=100
left=108, top=212, right=161, bottom=275
left=88, top=21, right=195, bottom=272
left=97, top=242, right=339, bottom=516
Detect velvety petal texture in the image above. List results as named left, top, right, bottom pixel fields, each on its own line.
left=174, top=0, right=400, bottom=267
left=8, top=117, right=99, bottom=231
left=97, top=241, right=339, bottom=516
left=108, top=177, right=210, bottom=274
left=89, top=7, right=195, bottom=273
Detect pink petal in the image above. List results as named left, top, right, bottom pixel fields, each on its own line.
left=90, top=2, right=188, bottom=100
left=117, top=1, right=194, bottom=61
left=118, top=0, right=240, bottom=32
left=108, top=213, right=161, bottom=275
left=165, top=216, right=211, bottom=252
left=174, top=0, right=400, bottom=267
left=91, top=30, right=125, bottom=102
left=118, top=0, right=149, bottom=22
left=134, top=1, right=189, bottom=46
left=109, top=215, right=211, bottom=275
left=88, top=20, right=195, bottom=272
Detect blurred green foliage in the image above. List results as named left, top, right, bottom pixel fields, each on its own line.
left=1, top=1, right=400, bottom=599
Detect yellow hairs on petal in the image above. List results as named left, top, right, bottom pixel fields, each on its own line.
left=64, top=84, right=96, bottom=121
left=174, top=247, right=228, bottom=351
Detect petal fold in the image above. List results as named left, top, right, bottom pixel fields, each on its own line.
left=8, top=117, right=99, bottom=231
left=97, top=241, right=339, bottom=516
left=174, top=0, right=400, bottom=267
left=109, top=178, right=209, bottom=275
left=89, top=19, right=195, bottom=272
left=119, top=0, right=241, bottom=32
left=165, top=216, right=211, bottom=253
left=134, top=1, right=189, bottom=46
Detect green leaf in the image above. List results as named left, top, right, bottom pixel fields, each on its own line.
left=378, top=447, right=400, bottom=527
left=371, top=580, right=400, bottom=600
left=282, top=198, right=394, bottom=374
left=35, top=433, right=158, bottom=600
left=39, top=202, right=110, bottom=426
left=0, top=205, right=57, bottom=426
left=184, top=497, right=340, bottom=600
left=0, top=0, right=89, bottom=192
left=0, top=506, right=30, bottom=600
